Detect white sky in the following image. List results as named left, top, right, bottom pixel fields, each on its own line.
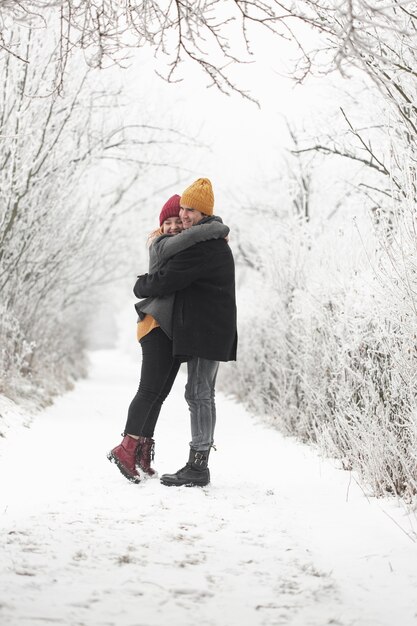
left=108, top=25, right=357, bottom=219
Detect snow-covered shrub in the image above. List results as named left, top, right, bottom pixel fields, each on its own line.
left=0, top=307, right=34, bottom=391
left=222, top=210, right=417, bottom=502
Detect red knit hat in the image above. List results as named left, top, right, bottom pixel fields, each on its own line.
left=159, top=194, right=181, bottom=226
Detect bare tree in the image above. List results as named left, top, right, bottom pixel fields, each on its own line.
left=285, top=123, right=314, bottom=220
left=0, top=24, right=184, bottom=402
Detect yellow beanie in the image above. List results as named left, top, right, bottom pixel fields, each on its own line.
left=180, top=178, right=214, bottom=216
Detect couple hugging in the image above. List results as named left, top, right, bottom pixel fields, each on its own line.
left=108, top=177, right=237, bottom=487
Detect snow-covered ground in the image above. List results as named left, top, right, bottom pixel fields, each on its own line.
left=1, top=349, right=417, bottom=626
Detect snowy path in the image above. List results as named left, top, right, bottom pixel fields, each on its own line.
left=1, top=349, right=417, bottom=626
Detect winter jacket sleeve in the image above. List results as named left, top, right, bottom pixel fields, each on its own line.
left=134, top=241, right=222, bottom=298
left=153, top=216, right=229, bottom=264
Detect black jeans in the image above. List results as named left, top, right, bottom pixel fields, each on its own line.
left=124, top=327, right=181, bottom=438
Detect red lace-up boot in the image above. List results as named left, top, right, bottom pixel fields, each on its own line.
left=107, top=435, right=141, bottom=483
left=137, top=436, right=157, bottom=477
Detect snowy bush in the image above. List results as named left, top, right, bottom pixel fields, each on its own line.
left=0, top=307, right=34, bottom=390
left=222, top=210, right=417, bottom=502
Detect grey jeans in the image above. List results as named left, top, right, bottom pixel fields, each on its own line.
left=185, top=357, right=219, bottom=451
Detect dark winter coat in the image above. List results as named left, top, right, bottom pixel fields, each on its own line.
left=134, top=238, right=237, bottom=362
left=135, top=217, right=229, bottom=339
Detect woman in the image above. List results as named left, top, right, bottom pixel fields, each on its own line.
left=107, top=194, right=229, bottom=483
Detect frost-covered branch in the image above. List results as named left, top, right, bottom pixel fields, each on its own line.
left=0, top=24, right=185, bottom=403
left=2, top=1, right=414, bottom=100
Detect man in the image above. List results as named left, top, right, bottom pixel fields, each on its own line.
left=134, top=178, right=237, bottom=487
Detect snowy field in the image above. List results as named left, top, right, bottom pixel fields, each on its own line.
left=1, top=349, right=417, bottom=626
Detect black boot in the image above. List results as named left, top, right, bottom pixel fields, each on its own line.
left=160, top=448, right=210, bottom=487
